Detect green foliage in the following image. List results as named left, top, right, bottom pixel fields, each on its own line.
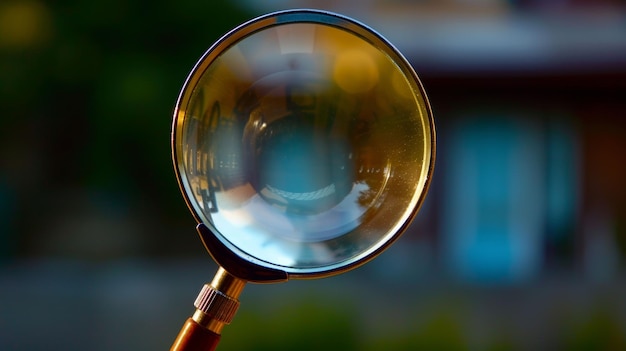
left=561, top=307, right=626, bottom=351
left=220, top=295, right=359, bottom=351
left=365, top=312, right=469, bottom=351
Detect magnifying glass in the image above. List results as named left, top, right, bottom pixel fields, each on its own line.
left=170, top=9, right=435, bottom=351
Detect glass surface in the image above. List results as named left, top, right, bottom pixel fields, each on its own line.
left=173, top=12, right=434, bottom=274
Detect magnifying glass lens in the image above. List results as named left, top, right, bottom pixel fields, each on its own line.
left=174, top=14, right=433, bottom=274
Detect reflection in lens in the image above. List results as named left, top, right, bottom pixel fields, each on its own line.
left=333, top=49, right=379, bottom=94
left=175, top=16, right=433, bottom=272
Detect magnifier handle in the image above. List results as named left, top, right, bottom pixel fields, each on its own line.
left=171, top=318, right=221, bottom=351
left=171, top=269, right=246, bottom=350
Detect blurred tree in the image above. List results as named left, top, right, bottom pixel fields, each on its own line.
left=0, top=0, right=254, bottom=258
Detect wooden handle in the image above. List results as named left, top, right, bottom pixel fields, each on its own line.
left=171, top=318, right=221, bottom=351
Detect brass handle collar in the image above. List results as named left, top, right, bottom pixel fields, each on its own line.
left=193, top=284, right=240, bottom=325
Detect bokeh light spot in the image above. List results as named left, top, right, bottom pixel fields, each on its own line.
left=0, top=1, right=52, bottom=50
left=333, top=49, right=379, bottom=94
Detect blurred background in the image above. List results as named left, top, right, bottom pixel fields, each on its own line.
left=1, top=0, right=625, bottom=350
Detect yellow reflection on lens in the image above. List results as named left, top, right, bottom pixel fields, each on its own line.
left=333, top=50, right=379, bottom=94
left=391, top=67, right=414, bottom=99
